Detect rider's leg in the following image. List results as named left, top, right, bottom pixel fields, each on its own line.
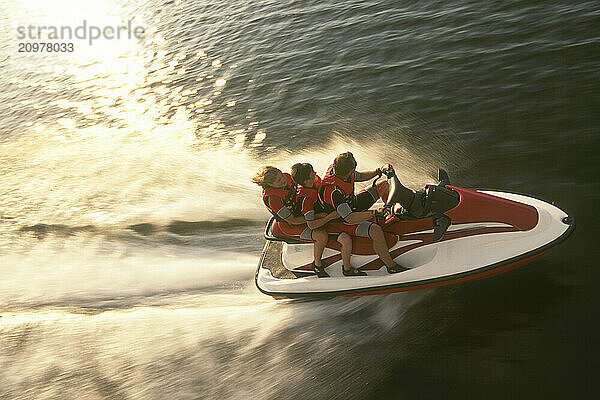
left=368, top=223, right=396, bottom=267
left=375, top=181, right=389, bottom=203
left=311, top=228, right=328, bottom=267
left=336, top=232, right=352, bottom=271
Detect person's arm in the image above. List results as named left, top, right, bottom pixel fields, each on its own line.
left=306, top=210, right=339, bottom=230
left=343, top=210, right=372, bottom=223
left=355, top=164, right=391, bottom=182
left=302, top=193, right=339, bottom=229
left=284, top=215, right=309, bottom=225
left=354, top=169, right=379, bottom=182
left=269, top=197, right=306, bottom=225
left=331, top=190, right=372, bottom=224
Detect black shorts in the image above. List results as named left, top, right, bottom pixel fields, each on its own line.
left=353, top=186, right=379, bottom=211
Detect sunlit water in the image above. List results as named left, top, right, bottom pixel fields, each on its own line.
left=0, top=0, right=597, bottom=399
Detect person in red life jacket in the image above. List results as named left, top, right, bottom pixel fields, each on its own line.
left=252, top=166, right=332, bottom=274
left=319, top=152, right=408, bottom=274
left=291, top=162, right=352, bottom=278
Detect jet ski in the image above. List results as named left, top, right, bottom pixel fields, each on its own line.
left=255, top=168, right=574, bottom=299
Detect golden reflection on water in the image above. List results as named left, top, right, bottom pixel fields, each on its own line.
left=6, top=0, right=258, bottom=150
left=0, top=0, right=272, bottom=230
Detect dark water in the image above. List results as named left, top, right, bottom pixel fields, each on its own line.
left=0, top=0, right=598, bottom=398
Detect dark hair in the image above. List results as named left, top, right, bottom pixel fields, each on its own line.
left=290, top=163, right=313, bottom=185
left=333, top=152, right=357, bottom=177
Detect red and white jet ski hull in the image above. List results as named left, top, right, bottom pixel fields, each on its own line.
left=255, top=186, right=574, bottom=299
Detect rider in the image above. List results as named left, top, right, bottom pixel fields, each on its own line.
left=252, top=166, right=335, bottom=274
left=319, top=152, right=408, bottom=274
left=291, top=162, right=354, bottom=277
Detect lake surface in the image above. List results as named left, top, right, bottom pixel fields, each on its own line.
left=0, top=0, right=598, bottom=398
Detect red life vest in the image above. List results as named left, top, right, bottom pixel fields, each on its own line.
left=297, top=175, right=322, bottom=195
left=318, top=166, right=356, bottom=212
left=262, top=173, right=300, bottom=221
left=297, top=175, right=323, bottom=214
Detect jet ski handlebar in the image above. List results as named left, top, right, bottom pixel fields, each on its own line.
left=380, top=166, right=459, bottom=211
left=372, top=164, right=396, bottom=190
left=382, top=164, right=396, bottom=179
